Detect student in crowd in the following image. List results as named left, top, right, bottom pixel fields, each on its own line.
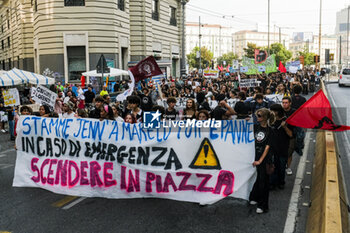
left=89, top=96, right=104, bottom=119
left=124, top=113, right=136, bottom=124
left=270, top=104, right=292, bottom=190
left=249, top=108, right=275, bottom=214
left=282, top=96, right=296, bottom=175
left=60, top=101, right=75, bottom=119
left=39, top=105, right=50, bottom=117
left=234, top=92, right=250, bottom=120
left=112, top=104, right=124, bottom=122
left=126, top=95, right=143, bottom=123
left=197, top=109, right=210, bottom=121
left=182, top=98, right=196, bottom=120
left=100, top=105, right=114, bottom=121
left=165, top=97, right=178, bottom=120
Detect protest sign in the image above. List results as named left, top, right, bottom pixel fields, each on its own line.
left=240, top=67, right=248, bottom=73
left=258, top=66, right=266, bottom=72
left=239, top=79, right=259, bottom=88
left=242, top=55, right=277, bottom=74
left=31, top=85, right=57, bottom=111
left=232, top=60, right=239, bottom=70
left=14, top=116, right=256, bottom=205
left=203, top=69, right=219, bottom=78
left=3, top=88, right=20, bottom=106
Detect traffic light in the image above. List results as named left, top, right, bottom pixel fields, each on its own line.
left=314, top=55, right=320, bottom=63
left=325, top=49, right=330, bottom=65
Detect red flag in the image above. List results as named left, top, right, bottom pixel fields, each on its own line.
left=226, top=64, right=230, bottom=72
left=278, top=61, right=287, bottom=73
left=286, top=90, right=350, bottom=131
left=80, top=75, right=86, bottom=88
left=217, top=65, right=223, bottom=71
left=129, top=56, right=162, bottom=83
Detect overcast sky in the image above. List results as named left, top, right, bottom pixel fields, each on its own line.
left=186, top=0, right=350, bottom=36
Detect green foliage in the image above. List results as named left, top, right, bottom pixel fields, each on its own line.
left=186, top=46, right=214, bottom=69
left=296, top=46, right=317, bottom=66
left=263, top=43, right=292, bottom=65
left=243, top=43, right=260, bottom=58
left=217, top=52, right=238, bottom=66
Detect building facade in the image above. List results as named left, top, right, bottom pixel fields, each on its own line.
left=233, top=30, right=290, bottom=58
left=289, top=35, right=338, bottom=65
left=0, top=0, right=187, bottom=83
left=186, top=23, right=234, bottom=59
left=336, top=7, right=349, bottom=64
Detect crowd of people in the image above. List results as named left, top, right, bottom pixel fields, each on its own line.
left=0, top=67, right=320, bottom=214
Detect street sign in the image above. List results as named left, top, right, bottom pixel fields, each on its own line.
left=96, top=54, right=110, bottom=74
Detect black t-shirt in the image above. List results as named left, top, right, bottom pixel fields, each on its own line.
left=271, top=119, right=290, bottom=157
left=139, top=94, right=153, bottom=112
left=291, top=95, right=306, bottom=110
left=165, top=108, right=178, bottom=120
left=254, top=124, right=273, bottom=160
left=84, top=91, right=95, bottom=104
left=197, top=101, right=211, bottom=112
left=284, top=108, right=296, bottom=137
left=89, top=108, right=100, bottom=119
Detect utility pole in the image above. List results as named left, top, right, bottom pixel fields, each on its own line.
left=347, top=5, right=350, bottom=58
left=180, top=0, right=187, bottom=77
left=268, top=0, right=270, bottom=55
left=279, top=27, right=281, bottom=44
left=317, top=0, right=322, bottom=70
left=199, top=16, right=202, bottom=72
left=340, top=35, right=342, bottom=66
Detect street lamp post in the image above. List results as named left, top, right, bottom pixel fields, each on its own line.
left=180, top=0, right=187, bottom=77
left=199, top=16, right=202, bottom=73
left=267, top=0, right=270, bottom=55
left=318, top=0, right=322, bottom=70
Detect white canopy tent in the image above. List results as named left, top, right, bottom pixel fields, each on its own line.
left=0, top=68, right=55, bottom=86
left=82, top=68, right=129, bottom=77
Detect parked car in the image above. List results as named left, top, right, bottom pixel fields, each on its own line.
left=339, top=68, right=350, bottom=87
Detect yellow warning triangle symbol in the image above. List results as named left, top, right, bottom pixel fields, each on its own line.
left=189, top=138, right=221, bottom=169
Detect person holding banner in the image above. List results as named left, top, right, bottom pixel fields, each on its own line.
left=182, top=99, right=196, bottom=120
left=249, top=108, right=275, bottom=214
left=39, top=105, right=50, bottom=117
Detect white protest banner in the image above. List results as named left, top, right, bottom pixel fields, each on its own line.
left=31, top=85, right=57, bottom=111
left=265, top=94, right=284, bottom=104
left=239, top=79, right=259, bottom=88
left=14, top=117, right=256, bottom=205
left=203, top=69, right=219, bottom=78
left=3, top=88, right=20, bottom=106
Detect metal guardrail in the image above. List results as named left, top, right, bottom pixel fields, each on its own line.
left=306, top=81, right=349, bottom=233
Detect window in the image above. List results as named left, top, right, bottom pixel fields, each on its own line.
left=8, top=58, right=11, bottom=70
left=152, top=0, right=159, bottom=21
left=31, top=0, right=37, bottom=12
left=1, top=15, right=3, bottom=33
left=1, top=40, right=4, bottom=50
left=67, top=46, right=86, bottom=82
left=6, top=10, right=9, bottom=30
left=169, top=6, right=176, bottom=26
left=2, top=60, right=4, bottom=70
left=7, top=37, right=10, bottom=48
left=118, top=0, right=125, bottom=11
left=64, top=0, right=85, bottom=6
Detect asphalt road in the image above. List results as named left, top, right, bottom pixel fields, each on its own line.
left=0, top=94, right=321, bottom=233
left=326, top=82, right=350, bottom=204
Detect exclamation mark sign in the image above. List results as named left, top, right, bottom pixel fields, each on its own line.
left=204, top=144, right=209, bottom=164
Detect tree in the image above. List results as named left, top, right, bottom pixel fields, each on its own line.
left=243, top=43, right=260, bottom=58
left=217, top=52, right=238, bottom=66
left=187, top=46, right=213, bottom=69
left=296, top=46, right=316, bottom=66
left=263, top=43, right=292, bottom=65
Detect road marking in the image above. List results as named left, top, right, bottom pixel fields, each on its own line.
left=62, top=197, right=87, bottom=210
left=52, top=196, right=78, bottom=208
left=0, top=148, right=15, bottom=158
left=283, top=130, right=311, bottom=233
left=0, top=164, right=14, bottom=169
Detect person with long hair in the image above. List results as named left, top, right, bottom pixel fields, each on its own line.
left=100, top=104, right=114, bottom=121
left=124, top=113, right=136, bottom=124
left=249, top=108, right=275, bottom=214
left=39, top=105, right=50, bottom=117
left=182, top=98, right=196, bottom=120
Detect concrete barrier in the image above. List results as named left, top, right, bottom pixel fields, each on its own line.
left=306, top=82, right=349, bottom=233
